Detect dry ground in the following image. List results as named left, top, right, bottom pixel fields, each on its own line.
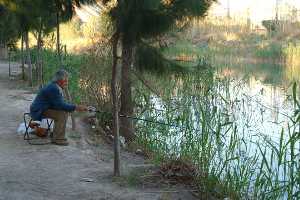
left=0, top=61, right=197, bottom=200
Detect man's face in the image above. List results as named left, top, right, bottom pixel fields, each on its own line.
left=57, top=77, right=68, bottom=89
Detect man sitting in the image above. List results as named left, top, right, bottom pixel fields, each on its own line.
left=30, top=69, right=87, bottom=145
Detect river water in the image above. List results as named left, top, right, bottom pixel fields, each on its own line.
left=135, top=58, right=300, bottom=197
left=216, top=60, right=300, bottom=143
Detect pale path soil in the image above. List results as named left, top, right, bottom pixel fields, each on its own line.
left=0, top=61, right=197, bottom=200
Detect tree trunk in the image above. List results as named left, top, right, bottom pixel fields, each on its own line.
left=8, top=49, right=11, bottom=77
left=64, top=88, right=76, bottom=131
left=37, top=19, right=43, bottom=88
left=112, top=33, right=120, bottom=176
left=21, top=33, right=25, bottom=80
left=41, top=50, right=44, bottom=85
left=25, top=32, right=33, bottom=87
left=56, top=11, right=75, bottom=129
left=56, top=11, right=61, bottom=63
left=120, top=40, right=135, bottom=142
left=0, top=42, right=7, bottom=60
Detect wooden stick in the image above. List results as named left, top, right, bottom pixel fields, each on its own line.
left=64, top=88, right=76, bottom=130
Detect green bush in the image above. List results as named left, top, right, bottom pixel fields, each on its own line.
left=255, top=42, right=283, bottom=59
left=13, top=48, right=88, bottom=103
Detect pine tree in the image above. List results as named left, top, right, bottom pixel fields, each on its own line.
left=0, top=5, right=20, bottom=45
left=99, top=0, right=216, bottom=175
left=101, top=0, right=216, bottom=141
left=0, top=4, right=20, bottom=59
left=1, top=0, right=45, bottom=85
left=1, top=0, right=95, bottom=85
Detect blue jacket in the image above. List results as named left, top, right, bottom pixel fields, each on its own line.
left=30, top=82, right=76, bottom=121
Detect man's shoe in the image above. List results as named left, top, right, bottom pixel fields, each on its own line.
left=51, top=139, right=69, bottom=146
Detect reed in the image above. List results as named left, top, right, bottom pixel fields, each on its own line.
left=133, top=69, right=300, bottom=199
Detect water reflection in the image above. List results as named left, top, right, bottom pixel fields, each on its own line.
left=136, top=61, right=298, bottom=143
left=216, top=58, right=300, bottom=141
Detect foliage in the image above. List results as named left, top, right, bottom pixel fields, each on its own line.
left=0, top=5, right=20, bottom=46
left=262, top=20, right=278, bottom=32
left=134, top=42, right=186, bottom=74
left=79, top=46, right=113, bottom=111
left=113, top=0, right=215, bottom=39
left=282, top=41, right=300, bottom=82
left=98, top=0, right=218, bottom=142
left=82, top=13, right=114, bottom=40
left=97, top=0, right=217, bottom=72
left=255, top=41, right=283, bottom=59
left=0, top=0, right=97, bottom=41
left=13, top=48, right=88, bottom=102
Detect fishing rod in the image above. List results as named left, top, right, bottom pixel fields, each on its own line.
left=87, top=106, right=180, bottom=128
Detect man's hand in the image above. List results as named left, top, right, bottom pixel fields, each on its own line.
left=75, top=105, right=88, bottom=112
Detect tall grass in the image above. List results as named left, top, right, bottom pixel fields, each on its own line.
left=13, top=48, right=98, bottom=104
left=283, top=41, right=300, bottom=82
left=254, top=42, right=284, bottom=59
left=133, top=67, right=300, bottom=199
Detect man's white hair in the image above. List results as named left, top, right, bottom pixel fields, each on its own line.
left=52, top=69, right=69, bottom=82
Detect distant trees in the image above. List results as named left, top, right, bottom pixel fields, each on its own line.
left=0, top=4, right=19, bottom=59
left=0, top=5, right=19, bottom=46
left=0, top=0, right=95, bottom=86
left=262, top=20, right=278, bottom=32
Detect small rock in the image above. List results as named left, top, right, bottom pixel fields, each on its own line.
left=108, top=134, right=114, bottom=140
left=119, top=136, right=126, bottom=147
left=135, top=149, right=143, bottom=155
left=88, top=117, right=97, bottom=125
left=80, top=178, right=95, bottom=183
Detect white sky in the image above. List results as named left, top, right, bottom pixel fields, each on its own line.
left=211, top=0, right=300, bottom=23
left=76, top=1, right=300, bottom=24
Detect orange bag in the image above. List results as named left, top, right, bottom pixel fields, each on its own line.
left=35, top=127, right=48, bottom=137
left=29, top=121, right=40, bottom=129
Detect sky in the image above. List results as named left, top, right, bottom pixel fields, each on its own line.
left=211, top=0, right=300, bottom=23
left=76, top=0, right=300, bottom=24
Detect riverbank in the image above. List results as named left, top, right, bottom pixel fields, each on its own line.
left=0, top=60, right=197, bottom=200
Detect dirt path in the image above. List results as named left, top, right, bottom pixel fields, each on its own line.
left=0, top=61, right=196, bottom=200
